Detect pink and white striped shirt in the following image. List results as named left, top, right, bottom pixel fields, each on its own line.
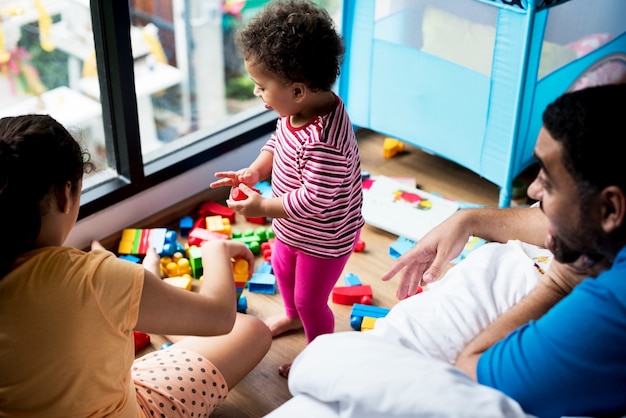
left=262, top=95, right=364, bottom=258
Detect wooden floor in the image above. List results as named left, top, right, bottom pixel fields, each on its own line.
left=133, top=128, right=502, bottom=417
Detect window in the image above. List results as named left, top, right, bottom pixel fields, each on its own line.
left=0, top=0, right=341, bottom=220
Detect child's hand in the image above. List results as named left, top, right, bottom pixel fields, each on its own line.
left=210, top=169, right=261, bottom=189
left=226, top=184, right=266, bottom=218
left=201, top=240, right=255, bottom=274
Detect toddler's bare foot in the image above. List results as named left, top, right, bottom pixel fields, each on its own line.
left=278, top=360, right=293, bottom=378
left=142, top=247, right=161, bottom=278
left=264, top=315, right=302, bottom=337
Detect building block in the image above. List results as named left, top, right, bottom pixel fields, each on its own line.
left=248, top=272, right=276, bottom=294
left=350, top=303, right=390, bottom=331
left=119, top=254, right=141, bottom=263
left=360, top=316, right=379, bottom=332
left=188, top=245, right=203, bottom=278
left=118, top=228, right=169, bottom=255
left=179, top=215, right=193, bottom=237
left=134, top=331, right=151, bottom=352
left=354, top=239, right=366, bottom=252
left=389, top=236, right=417, bottom=259
left=187, top=227, right=229, bottom=247
left=231, top=186, right=267, bottom=224
left=343, top=272, right=361, bottom=286
left=237, top=295, right=248, bottom=313
left=254, top=181, right=273, bottom=198
left=383, top=137, right=405, bottom=158
left=332, top=284, right=373, bottom=305
left=206, top=215, right=231, bottom=236
left=232, top=258, right=249, bottom=301
left=261, top=238, right=276, bottom=262
left=197, top=200, right=236, bottom=224
left=257, top=261, right=273, bottom=275
left=163, top=276, right=193, bottom=291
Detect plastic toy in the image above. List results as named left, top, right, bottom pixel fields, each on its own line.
left=237, top=295, right=248, bottom=313
left=179, top=215, right=193, bottom=237
left=188, top=245, right=203, bottom=278
left=389, top=236, right=417, bottom=259
left=232, top=258, right=249, bottom=301
left=163, top=276, right=193, bottom=290
left=187, top=227, right=229, bottom=247
left=118, top=228, right=166, bottom=255
left=248, top=272, right=276, bottom=294
left=332, top=284, right=373, bottom=305
left=350, top=303, right=390, bottom=331
left=354, top=239, right=366, bottom=252
left=231, top=186, right=267, bottom=224
left=343, top=272, right=361, bottom=286
left=197, top=200, right=236, bottom=224
left=134, top=330, right=151, bottom=352
left=383, top=137, right=405, bottom=158
left=206, top=215, right=231, bottom=236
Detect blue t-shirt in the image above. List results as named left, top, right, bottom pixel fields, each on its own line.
left=478, top=246, right=626, bottom=418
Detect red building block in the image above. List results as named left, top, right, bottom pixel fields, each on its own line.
left=332, top=284, right=373, bottom=305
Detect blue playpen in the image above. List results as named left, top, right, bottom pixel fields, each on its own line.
left=339, top=0, right=626, bottom=206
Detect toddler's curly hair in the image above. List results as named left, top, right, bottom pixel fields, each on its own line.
left=235, top=0, right=344, bottom=92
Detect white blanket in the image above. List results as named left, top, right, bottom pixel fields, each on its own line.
left=266, top=240, right=552, bottom=417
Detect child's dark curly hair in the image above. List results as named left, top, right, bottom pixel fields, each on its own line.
left=235, top=0, right=344, bottom=92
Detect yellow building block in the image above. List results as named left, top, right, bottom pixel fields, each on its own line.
left=383, top=137, right=405, bottom=158
left=206, top=215, right=231, bottom=237
left=163, top=276, right=193, bottom=291
left=360, top=316, right=378, bottom=332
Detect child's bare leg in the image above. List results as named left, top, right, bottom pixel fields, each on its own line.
left=264, top=315, right=303, bottom=337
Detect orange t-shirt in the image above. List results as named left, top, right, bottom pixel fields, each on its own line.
left=0, top=247, right=144, bottom=417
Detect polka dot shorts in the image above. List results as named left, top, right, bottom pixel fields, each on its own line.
left=133, top=348, right=228, bottom=417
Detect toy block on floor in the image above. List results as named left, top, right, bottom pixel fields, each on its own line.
left=383, top=137, right=405, bottom=158
left=332, top=285, right=373, bottom=305
left=179, top=216, right=194, bottom=237
left=206, top=215, right=231, bottom=237
left=118, top=228, right=168, bottom=255
left=350, top=303, right=390, bottom=331
left=248, top=272, right=276, bottom=294
left=163, top=276, right=193, bottom=291
left=237, top=295, right=248, bottom=313
left=197, top=201, right=236, bottom=224
left=188, top=245, right=203, bottom=278
left=360, top=316, right=379, bottom=332
left=232, top=258, right=250, bottom=301
left=343, top=272, right=361, bottom=286
left=134, top=331, right=151, bottom=352
left=389, top=236, right=416, bottom=259
left=187, top=227, right=229, bottom=247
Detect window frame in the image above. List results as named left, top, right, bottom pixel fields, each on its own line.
left=79, top=1, right=275, bottom=219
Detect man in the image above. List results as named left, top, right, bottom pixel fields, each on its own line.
left=267, top=84, right=626, bottom=418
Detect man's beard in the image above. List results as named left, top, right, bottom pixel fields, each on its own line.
left=551, top=231, right=605, bottom=265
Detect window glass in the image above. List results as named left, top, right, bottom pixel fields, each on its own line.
left=0, top=0, right=108, bottom=173
left=0, top=0, right=341, bottom=196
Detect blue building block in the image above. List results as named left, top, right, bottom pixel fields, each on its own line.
left=179, top=215, right=194, bottom=237
left=350, top=303, right=390, bottom=331
left=237, top=295, right=248, bottom=313
left=343, top=272, right=361, bottom=286
left=248, top=273, right=276, bottom=294
left=389, top=236, right=416, bottom=259
left=257, top=261, right=273, bottom=275
left=119, top=254, right=141, bottom=263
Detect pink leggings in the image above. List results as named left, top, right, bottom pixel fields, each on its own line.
left=271, top=231, right=359, bottom=343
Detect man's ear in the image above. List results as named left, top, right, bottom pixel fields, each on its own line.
left=600, top=185, right=626, bottom=233
left=55, top=181, right=72, bottom=214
